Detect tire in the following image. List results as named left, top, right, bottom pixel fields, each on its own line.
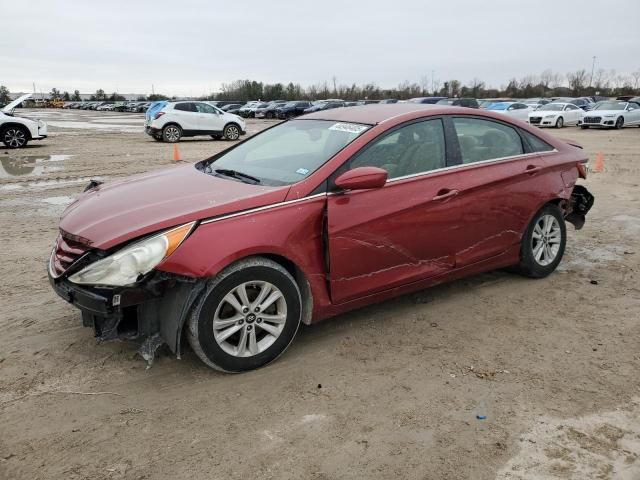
left=2, top=126, right=29, bottom=148
left=210, top=134, right=222, bottom=140
left=615, top=117, right=624, bottom=129
left=266, top=112, right=274, bottom=119
left=152, top=133, right=163, bottom=142
left=555, top=117, right=564, bottom=128
left=162, top=124, right=182, bottom=143
left=223, top=123, right=241, bottom=140
left=517, top=204, right=567, bottom=278
left=187, top=257, right=302, bottom=372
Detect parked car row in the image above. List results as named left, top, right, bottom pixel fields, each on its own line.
left=63, top=101, right=153, bottom=112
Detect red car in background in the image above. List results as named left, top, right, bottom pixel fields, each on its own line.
left=49, top=104, right=594, bottom=372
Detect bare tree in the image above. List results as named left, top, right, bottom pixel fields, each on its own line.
left=567, top=69, right=588, bottom=94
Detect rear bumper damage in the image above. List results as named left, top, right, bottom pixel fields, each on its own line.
left=566, top=185, right=595, bottom=230
left=48, top=271, right=204, bottom=364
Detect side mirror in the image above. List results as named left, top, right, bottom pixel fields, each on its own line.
left=335, top=167, right=388, bottom=191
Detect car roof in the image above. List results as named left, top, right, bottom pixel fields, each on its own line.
left=299, top=103, right=450, bottom=124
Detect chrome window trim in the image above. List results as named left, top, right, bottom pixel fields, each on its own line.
left=200, top=193, right=327, bottom=225
left=385, top=149, right=558, bottom=184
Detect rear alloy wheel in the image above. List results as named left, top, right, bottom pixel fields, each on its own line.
left=223, top=123, right=240, bottom=140
left=555, top=116, right=564, bottom=128
left=162, top=124, right=182, bottom=143
left=615, top=117, right=624, bottom=129
left=187, top=257, right=302, bottom=372
left=517, top=204, right=566, bottom=278
left=2, top=126, right=29, bottom=148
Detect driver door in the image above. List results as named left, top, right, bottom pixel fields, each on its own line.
left=195, top=102, right=224, bottom=132
left=327, top=119, right=459, bottom=304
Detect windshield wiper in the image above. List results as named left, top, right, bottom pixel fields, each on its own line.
left=214, top=168, right=261, bottom=184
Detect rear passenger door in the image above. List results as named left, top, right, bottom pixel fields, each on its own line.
left=173, top=102, right=198, bottom=131
left=445, top=116, right=550, bottom=267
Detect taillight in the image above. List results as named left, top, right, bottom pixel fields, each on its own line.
left=577, top=161, right=587, bottom=179
left=154, top=112, right=165, bottom=120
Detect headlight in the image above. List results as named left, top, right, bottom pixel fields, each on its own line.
left=603, top=114, right=615, bottom=117
left=544, top=114, right=557, bottom=118
left=68, top=222, right=195, bottom=286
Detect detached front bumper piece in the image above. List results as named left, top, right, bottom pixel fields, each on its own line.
left=48, top=271, right=204, bottom=364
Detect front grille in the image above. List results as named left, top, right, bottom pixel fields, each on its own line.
left=50, top=233, right=90, bottom=277
left=584, top=116, right=602, bottom=124
left=529, top=117, right=542, bottom=124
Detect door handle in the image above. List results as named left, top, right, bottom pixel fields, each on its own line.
left=525, top=165, right=543, bottom=175
left=432, top=189, right=459, bottom=201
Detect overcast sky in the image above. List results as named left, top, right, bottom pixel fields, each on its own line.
left=2, top=0, right=639, bottom=96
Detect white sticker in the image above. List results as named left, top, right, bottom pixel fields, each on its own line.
left=296, top=168, right=310, bottom=175
left=328, top=122, right=368, bottom=134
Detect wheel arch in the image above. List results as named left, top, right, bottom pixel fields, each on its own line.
left=167, top=252, right=314, bottom=358
left=1, top=122, right=33, bottom=140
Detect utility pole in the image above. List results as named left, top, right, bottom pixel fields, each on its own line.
left=589, top=56, right=596, bottom=87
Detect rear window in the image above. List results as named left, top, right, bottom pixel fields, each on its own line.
left=521, top=130, right=554, bottom=152
left=453, top=117, right=524, bottom=163
left=174, top=103, right=197, bottom=112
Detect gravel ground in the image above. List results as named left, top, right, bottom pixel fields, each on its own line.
left=1, top=109, right=639, bottom=480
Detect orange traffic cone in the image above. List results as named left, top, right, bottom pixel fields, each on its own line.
left=172, top=144, right=182, bottom=162
left=592, top=152, right=604, bottom=173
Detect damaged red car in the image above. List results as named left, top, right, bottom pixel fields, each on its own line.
left=49, top=104, right=594, bottom=372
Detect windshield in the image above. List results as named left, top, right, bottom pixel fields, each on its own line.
left=593, top=101, right=627, bottom=111
left=538, top=104, right=564, bottom=111
left=487, top=102, right=510, bottom=110
left=203, top=120, right=371, bottom=186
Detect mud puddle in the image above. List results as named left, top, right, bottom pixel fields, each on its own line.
left=0, top=154, right=72, bottom=178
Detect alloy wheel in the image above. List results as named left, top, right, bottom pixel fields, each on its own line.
left=225, top=125, right=240, bottom=140
left=531, top=214, right=562, bottom=266
left=4, top=128, right=27, bottom=148
left=212, top=281, right=287, bottom=357
left=164, top=126, right=180, bottom=142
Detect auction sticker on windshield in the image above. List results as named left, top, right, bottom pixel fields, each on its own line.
left=328, top=122, right=369, bottom=134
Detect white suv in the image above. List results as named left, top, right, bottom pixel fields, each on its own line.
left=0, top=94, right=48, bottom=148
left=145, top=101, right=246, bottom=143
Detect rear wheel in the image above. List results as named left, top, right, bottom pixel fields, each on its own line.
left=517, top=204, right=566, bottom=278
left=615, top=117, right=624, bottom=129
left=187, top=257, right=302, bottom=372
left=555, top=117, right=564, bottom=128
left=2, top=126, right=29, bottom=148
left=223, top=123, right=241, bottom=140
left=162, top=124, right=182, bottom=143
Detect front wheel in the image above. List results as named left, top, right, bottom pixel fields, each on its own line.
left=615, top=117, right=624, bottom=129
left=555, top=117, right=564, bottom=128
left=223, top=123, right=241, bottom=140
left=517, top=204, right=566, bottom=278
left=187, top=257, right=302, bottom=372
left=2, top=126, right=29, bottom=148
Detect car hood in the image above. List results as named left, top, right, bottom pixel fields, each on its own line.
left=530, top=111, right=561, bottom=116
left=59, top=164, right=289, bottom=250
left=2, top=93, right=32, bottom=113
left=586, top=110, right=624, bottom=116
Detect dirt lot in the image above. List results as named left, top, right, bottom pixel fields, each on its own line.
left=1, top=109, right=639, bottom=480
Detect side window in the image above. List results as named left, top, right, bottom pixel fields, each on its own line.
left=350, top=119, right=446, bottom=179
left=520, top=130, right=554, bottom=152
left=175, top=102, right=196, bottom=112
left=196, top=103, right=216, bottom=114
left=452, top=117, right=524, bottom=163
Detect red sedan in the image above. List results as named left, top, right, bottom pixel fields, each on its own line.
left=49, top=104, right=594, bottom=372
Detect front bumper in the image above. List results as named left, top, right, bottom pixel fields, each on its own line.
left=580, top=116, right=617, bottom=127
left=528, top=116, right=558, bottom=127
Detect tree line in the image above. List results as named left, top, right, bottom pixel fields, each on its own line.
left=2, top=67, right=639, bottom=107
